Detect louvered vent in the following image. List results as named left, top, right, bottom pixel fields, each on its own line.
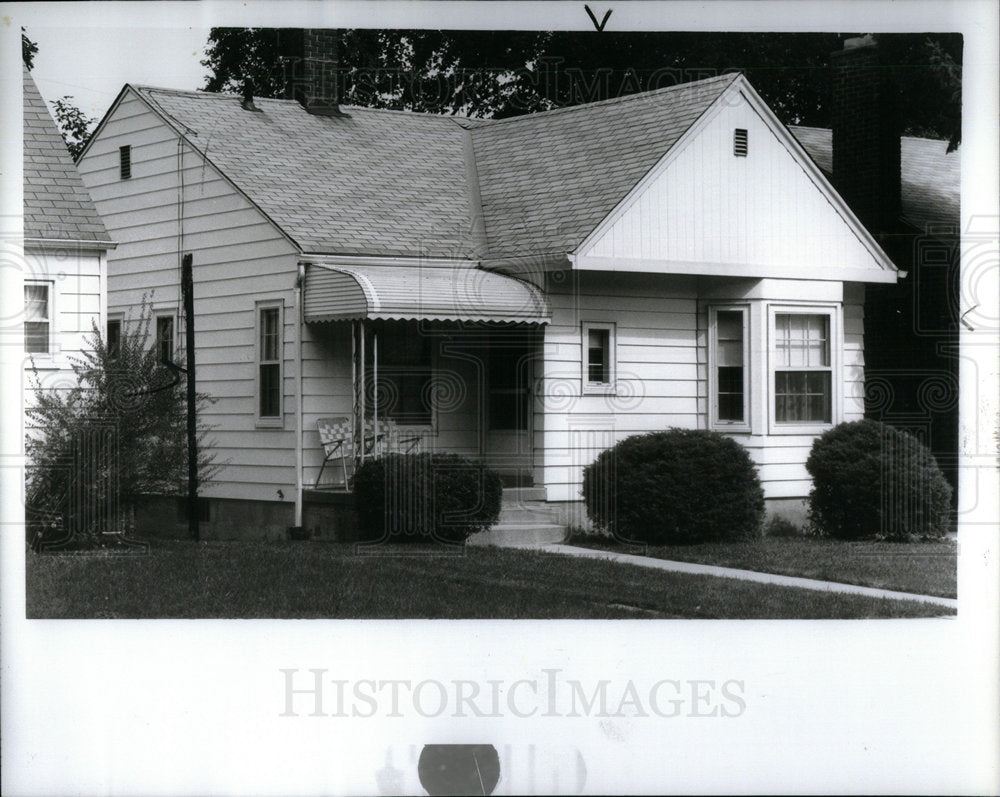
left=119, top=145, right=132, bottom=179
left=733, top=128, right=748, bottom=157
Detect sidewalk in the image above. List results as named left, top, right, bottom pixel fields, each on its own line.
left=535, top=543, right=958, bottom=610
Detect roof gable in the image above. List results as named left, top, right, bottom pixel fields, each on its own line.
left=22, top=66, right=112, bottom=245
left=575, top=76, right=897, bottom=280
left=470, top=73, right=738, bottom=259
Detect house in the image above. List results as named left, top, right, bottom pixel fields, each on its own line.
left=790, top=35, right=961, bottom=497
left=75, top=31, right=902, bottom=540
left=22, top=65, right=114, bottom=403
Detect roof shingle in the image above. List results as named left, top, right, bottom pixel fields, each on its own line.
left=23, top=66, right=112, bottom=244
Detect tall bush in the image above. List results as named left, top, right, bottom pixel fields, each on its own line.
left=26, top=299, right=218, bottom=549
left=806, top=420, right=951, bottom=540
left=352, top=452, right=502, bottom=544
left=583, top=429, right=765, bottom=544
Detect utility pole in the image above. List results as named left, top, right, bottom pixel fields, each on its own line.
left=181, top=253, right=199, bottom=541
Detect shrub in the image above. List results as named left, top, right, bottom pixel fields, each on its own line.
left=26, top=298, right=218, bottom=550
left=582, top=429, right=765, bottom=544
left=764, top=515, right=802, bottom=538
left=352, top=453, right=502, bottom=544
left=806, top=420, right=952, bottom=540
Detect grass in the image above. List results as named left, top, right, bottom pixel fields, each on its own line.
left=568, top=534, right=957, bottom=598
left=26, top=539, right=953, bottom=619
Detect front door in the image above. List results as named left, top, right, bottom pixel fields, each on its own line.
left=485, top=331, right=535, bottom=483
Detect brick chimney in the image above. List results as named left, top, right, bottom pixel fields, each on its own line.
left=279, top=28, right=346, bottom=117
left=830, top=35, right=901, bottom=237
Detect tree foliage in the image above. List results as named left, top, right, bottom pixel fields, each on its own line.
left=51, top=96, right=97, bottom=159
left=26, top=300, right=219, bottom=548
left=201, top=29, right=961, bottom=144
left=22, top=28, right=38, bottom=70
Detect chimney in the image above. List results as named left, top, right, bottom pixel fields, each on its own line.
left=279, top=28, right=347, bottom=117
left=830, top=34, right=901, bottom=237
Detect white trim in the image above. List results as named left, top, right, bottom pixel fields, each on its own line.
left=304, top=253, right=477, bottom=269
left=24, top=238, right=116, bottom=251
left=581, top=321, right=616, bottom=395
left=255, top=300, right=284, bottom=428
left=573, top=255, right=900, bottom=284
left=708, top=305, right=751, bottom=433
left=766, top=303, right=842, bottom=435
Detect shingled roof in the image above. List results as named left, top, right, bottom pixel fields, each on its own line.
left=23, top=66, right=112, bottom=244
left=129, top=73, right=738, bottom=260
left=790, top=125, right=960, bottom=233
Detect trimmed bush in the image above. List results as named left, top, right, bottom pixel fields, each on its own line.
left=764, top=515, right=803, bottom=538
left=352, top=453, right=502, bottom=544
left=806, top=420, right=952, bottom=540
left=583, top=429, right=765, bottom=544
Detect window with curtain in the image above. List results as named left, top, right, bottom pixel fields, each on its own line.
left=24, top=284, right=50, bottom=354
left=773, top=312, right=832, bottom=423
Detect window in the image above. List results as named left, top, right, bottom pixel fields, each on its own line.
left=257, top=303, right=282, bottom=422
left=771, top=311, right=833, bottom=425
left=155, top=315, right=175, bottom=363
left=709, top=306, right=749, bottom=428
left=119, top=145, right=131, bottom=179
left=376, top=323, right=432, bottom=425
left=24, top=283, right=51, bottom=354
left=582, top=322, right=615, bottom=393
left=107, top=318, right=122, bottom=360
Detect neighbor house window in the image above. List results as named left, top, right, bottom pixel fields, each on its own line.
left=107, top=317, right=122, bottom=360
left=155, top=314, right=175, bottom=363
left=582, top=322, right=615, bottom=393
left=119, top=145, right=131, bottom=179
left=24, top=283, right=51, bottom=354
left=771, top=311, right=833, bottom=425
left=257, top=303, right=282, bottom=422
left=376, top=323, right=432, bottom=425
left=709, top=306, right=749, bottom=428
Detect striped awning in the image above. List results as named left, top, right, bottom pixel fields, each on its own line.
left=303, top=264, right=550, bottom=324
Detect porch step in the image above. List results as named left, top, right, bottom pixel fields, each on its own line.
left=467, top=524, right=567, bottom=547
left=501, top=487, right=547, bottom=503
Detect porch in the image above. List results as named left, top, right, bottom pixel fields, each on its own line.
left=300, top=261, right=551, bottom=493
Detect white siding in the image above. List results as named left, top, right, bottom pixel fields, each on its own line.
left=582, top=90, right=883, bottom=272
left=542, top=273, right=866, bottom=503
left=22, top=247, right=105, bottom=406
left=77, top=90, right=302, bottom=502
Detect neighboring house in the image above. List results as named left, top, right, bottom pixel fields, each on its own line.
left=791, top=35, right=961, bottom=497
left=22, top=65, right=114, bottom=402
left=76, top=31, right=902, bottom=539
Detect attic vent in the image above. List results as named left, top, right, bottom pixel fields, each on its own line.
left=119, top=145, right=132, bottom=179
left=733, top=128, right=748, bottom=157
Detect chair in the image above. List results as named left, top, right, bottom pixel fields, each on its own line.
left=316, top=416, right=353, bottom=488
left=364, top=417, right=425, bottom=455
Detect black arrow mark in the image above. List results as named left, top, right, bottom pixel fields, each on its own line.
left=584, top=5, right=612, bottom=31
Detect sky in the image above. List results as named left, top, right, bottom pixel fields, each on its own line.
left=28, top=26, right=213, bottom=122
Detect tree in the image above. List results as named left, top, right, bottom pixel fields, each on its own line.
left=51, top=96, right=97, bottom=160
left=200, top=29, right=961, bottom=143
left=26, top=299, right=218, bottom=549
left=22, top=28, right=37, bottom=70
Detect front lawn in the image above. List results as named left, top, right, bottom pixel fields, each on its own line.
left=569, top=534, right=957, bottom=598
left=26, top=539, right=954, bottom=619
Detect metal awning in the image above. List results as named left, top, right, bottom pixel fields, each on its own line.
left=303, top=263, right=550, bottom=324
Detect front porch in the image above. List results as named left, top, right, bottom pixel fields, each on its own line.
left=300, top=260, right=552, bottom=495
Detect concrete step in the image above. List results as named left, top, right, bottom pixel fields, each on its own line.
left=501, top=487, right=547, bottom=503
left=468, top=524, right=567, bottom=547
left=497, top=506, right=559, bottom=524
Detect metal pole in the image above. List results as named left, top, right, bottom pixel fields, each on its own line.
left=373, top=329, right=378, bottom=455
left=181, top=253, right=199, bottom=541
left=359, top=320, right=366, bottom=463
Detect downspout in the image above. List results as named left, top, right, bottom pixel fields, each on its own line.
left=294, top=262, right=306, bottom=527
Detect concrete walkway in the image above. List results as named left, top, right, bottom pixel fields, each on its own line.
left=533, top=543, right=958, bottom=610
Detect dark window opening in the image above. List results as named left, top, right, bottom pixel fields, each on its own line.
left=119, top=144, right=132, bottom=179
left=107, top=319, right=121, bottom=360
left=587, top=328, right=610, bottom=384
left=374, top=322, right=433, bottom=426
